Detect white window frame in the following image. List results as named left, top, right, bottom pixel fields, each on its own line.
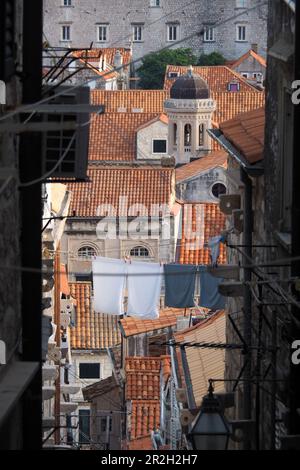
left=167, top=24, right=179, bottom=42
left=63, top=0, right=72, bottom=6
left=236, top=24, right=247, bottom=42
left=97, top=24, right=108, bottom=42
left=130, top=246, right=150, bottom=257
left=133, top=24, right=143, bottom=42
left=152, top=139, right=167, bottom=154
left=236, top=0, right=247, bottom=7
left=151, top=0, right=161, bottom=6
left=204, top=26, right=215, bottom=42
left=61, top=25, right=71, bottom=41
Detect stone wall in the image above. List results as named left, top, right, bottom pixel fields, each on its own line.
left=43, top=0, right=268, bottom=67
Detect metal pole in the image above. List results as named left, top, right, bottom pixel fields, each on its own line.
left=240, top=167, right=253, bottom=449
left=54, top=248, right=61, bottom=445
left=20, top=0, right=43, bottom=450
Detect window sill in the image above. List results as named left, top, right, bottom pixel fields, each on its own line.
left=235, top=40, right=248, bottom=43
left=203, top=40, right=216, bottom=43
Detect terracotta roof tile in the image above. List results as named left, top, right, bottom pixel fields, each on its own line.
left=125, top=357, right=161, bottom=400
left=228, top=49, right=267, bottom=70
left=69, top=282, right=121, bottom=350
left=179, top=203, right=226, bottom=265
left=130, top=400, right=160, bottom=440
left=120, top=308, right=192, bottom=337
left=219, top=106, right=265, bottom=164
left=91, top=90, right=168, bottom=114
left=127, top=437, right=153, bottom=450
left=160, top=355, right=171, bottom=383
left=164, top=65, right=260, bottom=93
left=176, top=150, right=227, bottom=182
left=68, top=166, right=174, bottom=217
left=164, top=66, right=265, bottom=125
left=89, top=112, right=161, bottom=161
left=74, top=47, right=131, bottom=66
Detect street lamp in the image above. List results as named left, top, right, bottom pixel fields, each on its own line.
left=188, top=381, right=232, bottom=450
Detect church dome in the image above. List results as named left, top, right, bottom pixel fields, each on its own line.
left=170, top=66, right=210, bottom=100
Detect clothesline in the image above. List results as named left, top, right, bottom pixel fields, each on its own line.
left=92, top=257, right=225, bottom=319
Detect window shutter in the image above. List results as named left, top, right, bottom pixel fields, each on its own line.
left=42, top=86, right=90, bottom=179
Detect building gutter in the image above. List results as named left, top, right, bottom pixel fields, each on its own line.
left=207, top=129, right=264, bottom=177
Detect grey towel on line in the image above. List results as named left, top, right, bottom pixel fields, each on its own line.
left=164, top=264, right=197, bottom=308
left=198, top=265, right=226, bottom=310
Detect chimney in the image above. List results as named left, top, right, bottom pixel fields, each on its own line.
left=251, top=43, right=258, bottom=53
left=114, top=50, right=123, bottom=69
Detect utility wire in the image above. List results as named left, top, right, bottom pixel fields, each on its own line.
left=0, top=1, right=267, bottom=124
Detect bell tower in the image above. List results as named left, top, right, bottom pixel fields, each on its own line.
left=164, top=66, right=216, bottom=165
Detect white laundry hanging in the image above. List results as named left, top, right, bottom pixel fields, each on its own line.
left=92, top=257, right=127, bottom=316
left=126, top=261, right=163, bottom=320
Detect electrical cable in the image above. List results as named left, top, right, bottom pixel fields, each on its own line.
left=0, top=1, right=267, bottom=124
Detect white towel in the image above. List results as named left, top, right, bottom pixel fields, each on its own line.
left=127, top=261, right=163, bottom=320
left=92, top=257, right=127, bottom=315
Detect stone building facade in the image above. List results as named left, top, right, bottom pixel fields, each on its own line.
left=43, top=0, right=268, bottom=65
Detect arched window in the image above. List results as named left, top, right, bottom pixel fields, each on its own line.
left=184, top=124, right=192, bottom=146
left=130, top=246, right=150, bottom=257
left=199, top=123, right=204, bottom=147
left=173, top=123, right=177, bottom=146
left=78, top=246, right=96, bottom=259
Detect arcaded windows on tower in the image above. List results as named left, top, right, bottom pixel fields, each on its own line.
left=173, top=123, right=177, bottom=146
left=63, top=0, right=72, bottom=6
left=184, top=124, right=192, bottom=147
left=199, top=124, right=204, bottom=147
left=150, top=0, right=161, bottom=6
left=167, top=24, right=179, bottom=42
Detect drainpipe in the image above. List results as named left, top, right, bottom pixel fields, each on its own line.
left=240, top=168, right=253, bottom=449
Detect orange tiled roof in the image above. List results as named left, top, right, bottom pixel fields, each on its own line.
left=89, top=112, right=160, bottom=161
left=91, top=89, right=167, bottom=114
left=219, top=106, right=265, bottom=164
left=125, top=357, right=161, bottom=400
left=164, top=65, right=260, bottom=93
left=179, top=203, right=226, bottom=265
left=120, top=308, right=192, bottom=337
left=161, top=355, right=171, bottom=383
left=164, top=66, right=265, bottom=126
left=68, top=167, right=174, bottom=217
left=128, top=437, right=153, bottom=450
left=130, top=400, right=160, bottom=440
left=228, top=49, right=267, bottom=70
left=212, top=92, right=265, bottom=125
left=74, top=47, right=131, bottom=66
left=175, top=150, right=227, bottom=182
left=69, top=282, right=121, bottom=350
